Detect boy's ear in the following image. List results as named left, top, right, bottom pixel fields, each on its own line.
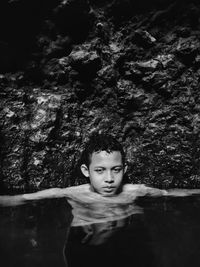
left=80, top=164, right=90, bottom=177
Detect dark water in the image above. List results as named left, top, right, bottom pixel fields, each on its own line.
left=1, top=196, right=200, bottom=267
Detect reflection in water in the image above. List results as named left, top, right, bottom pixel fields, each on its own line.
left=58, top=184, right=150, bottom=267
left=63, top=199, right=156, bottom=267
left=68, top=197, right=142, bottom=226
left=2, top=193, right=200, bottom=267
left=78, top=219, right=126, bottom=245
left=67, top=197, right=142, bottom=245
left=64, top=215, right=155, bottom=267
left=0, top=196, right=145, bottom=267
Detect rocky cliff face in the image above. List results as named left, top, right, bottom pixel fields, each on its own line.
left=0, top=0, right=200, bottom=192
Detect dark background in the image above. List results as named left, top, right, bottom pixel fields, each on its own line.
left=0, top=0, right=200, bottom=193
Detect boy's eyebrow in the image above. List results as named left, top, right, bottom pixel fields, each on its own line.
left=94, top=165, right=123, bottom=168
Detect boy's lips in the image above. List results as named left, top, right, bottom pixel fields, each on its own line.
left=103, top=186, right=115, bottom=192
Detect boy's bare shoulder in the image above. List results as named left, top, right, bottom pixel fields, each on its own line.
left=20, top=184, right=90, bottom=202
left=122, top=183, right=148, bottom=193
left=64, top=183, right=90, bottom=195
left=122, top=183, right=167, bottom=197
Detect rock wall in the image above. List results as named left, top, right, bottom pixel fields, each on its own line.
left=0, top=0, right=200, bottom=192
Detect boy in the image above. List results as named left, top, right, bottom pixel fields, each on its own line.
left=0, top=132, right=200, bottom=206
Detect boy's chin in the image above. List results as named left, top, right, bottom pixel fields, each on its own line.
left=101, top=191, right=117, bottom=197
left=90, top=186, right=122, bottom=197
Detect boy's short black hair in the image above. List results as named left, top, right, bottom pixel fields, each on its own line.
left=80, top=132, right=126, bottom=167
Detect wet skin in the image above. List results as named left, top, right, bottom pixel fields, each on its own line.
left=81, top=151, right=127, bottom=197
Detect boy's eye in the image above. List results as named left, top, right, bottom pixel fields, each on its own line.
left=95, top=169, right=104, bottom=174
left=113, top=168, right=122, bottom=173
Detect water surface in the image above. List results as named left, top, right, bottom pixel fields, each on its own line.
left=1, top=195, right=200, bottom=267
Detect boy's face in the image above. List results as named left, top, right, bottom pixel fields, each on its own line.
left=81, top=151, right=127, bottom=197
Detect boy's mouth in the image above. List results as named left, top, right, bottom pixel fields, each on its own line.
left=103, top=187, right=115, bottom=193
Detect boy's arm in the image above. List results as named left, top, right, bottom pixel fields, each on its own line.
left=138, top=185, right=200, bottom=198
left=0, top=187, right=71, bottom=207
left=145, top=186, right=200, bottom=197
left=22, top=188, right=68, bottom=200
left=166, top=188, right=200, bottom=197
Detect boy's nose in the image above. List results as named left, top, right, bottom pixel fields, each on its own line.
left=105, top=171, right=114, bottom=183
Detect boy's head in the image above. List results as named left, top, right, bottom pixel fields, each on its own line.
left=80, top=133, right=127, bottom=196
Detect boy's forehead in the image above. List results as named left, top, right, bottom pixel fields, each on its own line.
left=90, top=150, right=123, bottom=165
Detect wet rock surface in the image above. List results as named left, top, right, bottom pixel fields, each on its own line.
left=0, top=0, right=200, bottom=192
